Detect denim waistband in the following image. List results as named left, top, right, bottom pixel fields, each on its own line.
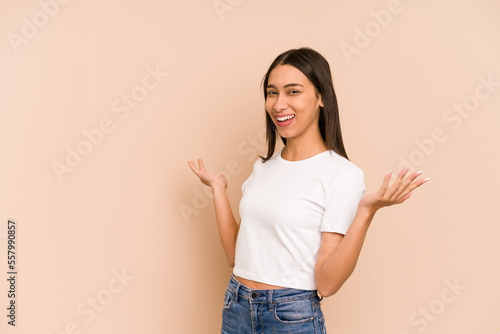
left=227, top=274, right=320, bottom=304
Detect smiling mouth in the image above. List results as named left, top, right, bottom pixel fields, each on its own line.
left=275, top=114, right=295, bottom=127
left=276, top=115, right=295, bottom=122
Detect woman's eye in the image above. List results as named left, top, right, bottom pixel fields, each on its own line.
left=288, top=90, right=300, bottom=95
left=267, top=91, right=277, bottom=96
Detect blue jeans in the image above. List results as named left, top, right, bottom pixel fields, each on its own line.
left=221, top=274, right=327, bottom=334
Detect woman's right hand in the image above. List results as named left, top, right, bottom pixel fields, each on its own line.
left=187, top=158, right=228, bottom=190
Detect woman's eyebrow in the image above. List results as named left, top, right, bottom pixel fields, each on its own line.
left=266, top=83, right=304, bottom=89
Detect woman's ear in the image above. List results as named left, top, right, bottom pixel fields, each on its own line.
left=319, top=94, right=324, bottom=108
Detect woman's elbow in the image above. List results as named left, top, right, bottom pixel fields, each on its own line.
left=317, top=287, right=335, bottom=298
left=317, top=282, right=343, bottom=298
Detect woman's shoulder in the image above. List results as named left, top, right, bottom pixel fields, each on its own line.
left=314, top=151, right=364, bottom=187
left=322, top=150, right=363, bottom=172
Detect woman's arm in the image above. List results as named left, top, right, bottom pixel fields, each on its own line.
left=315, top=169, right=430, bottom=297
left=188, top=158, right=239, bottom=267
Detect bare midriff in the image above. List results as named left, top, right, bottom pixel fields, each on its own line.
left=234, top=275, right=286, bottom=290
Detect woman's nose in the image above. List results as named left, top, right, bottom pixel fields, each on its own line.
left=274, top=94, right=288, bottom=112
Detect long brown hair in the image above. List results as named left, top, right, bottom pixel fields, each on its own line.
left=260, top=47, right=348, bottom=162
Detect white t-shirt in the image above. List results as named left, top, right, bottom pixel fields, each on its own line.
left=233, top=149, right=365, bottom=290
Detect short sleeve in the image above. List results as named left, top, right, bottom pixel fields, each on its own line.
left=321, top=168, right=365, bottom=235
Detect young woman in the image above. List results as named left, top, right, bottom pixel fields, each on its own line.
left=188, top=47, right=429, bottom=333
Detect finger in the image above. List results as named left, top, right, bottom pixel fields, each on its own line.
left=396, top=176, right=430, bottom=201
left=187, top=160, right=196, bottom=170
left=392, top=170, right=423, bottom=199
left=197, top=158, right=206, bottom=172
left=396, top=191, right=414, bottom=204
left=187, top=160, right=201, bottom=176
left=378, top=170, right=392, bottom=195
left=385, top=168, right=409, bottom=199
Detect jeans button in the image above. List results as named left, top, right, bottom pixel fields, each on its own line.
left=250, top=292, right=258, bottom=299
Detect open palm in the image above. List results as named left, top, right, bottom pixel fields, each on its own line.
left=187, top=158, right=228, bottom=190
left=359, top=169, right=430, bottom=213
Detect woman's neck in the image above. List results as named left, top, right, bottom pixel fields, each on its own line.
left=281, top=139, right=328, bottom=161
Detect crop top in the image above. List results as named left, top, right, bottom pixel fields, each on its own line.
left=233, top=149, right=365, bottom=290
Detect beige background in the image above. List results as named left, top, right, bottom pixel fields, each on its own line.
left=1, top=0, right=499, bottom=333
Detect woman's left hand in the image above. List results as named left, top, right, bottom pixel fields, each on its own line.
left=359, top=169, right=430, bottom=215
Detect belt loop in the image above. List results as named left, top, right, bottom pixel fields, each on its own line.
left=233, top=277, right=240, bottom=303
left=268, top=290, right=273, bottom=310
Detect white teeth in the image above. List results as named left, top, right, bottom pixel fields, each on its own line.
left=276, top=115, right=295, bottom=122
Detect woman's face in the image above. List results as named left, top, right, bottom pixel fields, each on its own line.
left=265, top=64, right=324, bottom=143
